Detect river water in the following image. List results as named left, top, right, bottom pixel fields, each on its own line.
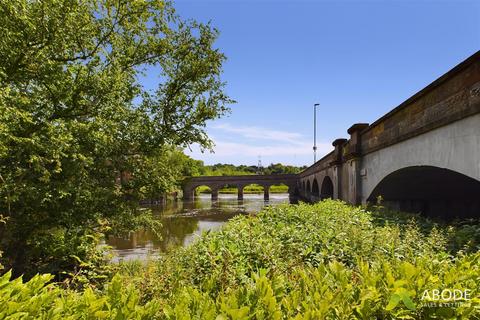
left=106, top=193, right=290, bottom=261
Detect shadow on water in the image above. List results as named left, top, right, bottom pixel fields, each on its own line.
left=107, top=193, right=290, bottom=261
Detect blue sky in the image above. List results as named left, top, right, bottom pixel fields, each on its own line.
left=163, top=0, right=479, bottom=166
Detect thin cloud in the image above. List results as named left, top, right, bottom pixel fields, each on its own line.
left=186, top=125, right=333, bottom=165
left=211, top=123, right=305, bottom=145
left=210, top=140, right=331, bottom=157
left=187, top=138, right=332, bottom=161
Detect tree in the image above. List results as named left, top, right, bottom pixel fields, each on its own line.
left=263, top=163, right=307, bottom=175
left=0, top=0, right=232, bottom=278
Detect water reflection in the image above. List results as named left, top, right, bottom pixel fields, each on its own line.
left=107, top=193, right=289, bottom=261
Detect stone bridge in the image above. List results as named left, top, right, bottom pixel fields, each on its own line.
left=183, top=51, right=480, bottom=218
left=182, top=174, right=297, bottom=201
left=298, top=51, right=480, bottom=218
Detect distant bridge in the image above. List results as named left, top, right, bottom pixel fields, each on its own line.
left=183, top=51, right=480, bottom=218
left=182, top=174, right=297, bottom=200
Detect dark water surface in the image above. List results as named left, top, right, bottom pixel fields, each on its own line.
left=107, top=193, right=290, bottom=261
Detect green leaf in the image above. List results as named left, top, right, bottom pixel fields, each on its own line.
left=386, top=294, right=401, bottom=311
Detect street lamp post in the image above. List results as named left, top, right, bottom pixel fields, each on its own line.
left=313, top=103, right=320, bottom=163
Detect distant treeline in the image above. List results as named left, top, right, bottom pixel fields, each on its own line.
left=188, top=162, right=308, bottom=176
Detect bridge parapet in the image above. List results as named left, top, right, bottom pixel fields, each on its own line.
left=360, top=52, right=480, bottom=156
left=298, top=151, right=336, bottom=178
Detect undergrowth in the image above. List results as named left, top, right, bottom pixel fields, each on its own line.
left=1, top=200, right=479, bottom=319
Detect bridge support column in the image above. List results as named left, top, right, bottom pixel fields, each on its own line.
left=183, top=188, right=194, bottom=201
left=238, top=188, right=244, bottom=200
left=264, top=188, right=269, bottom=200
left=331, top=138, right=348, bottom=200
left=211, top=188, right=219, bottom=201
left=345, top=124, right=369, bottom=205
left=344, top=157, right=362, bottom=205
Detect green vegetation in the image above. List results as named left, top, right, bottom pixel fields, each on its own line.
left=1, top=201, right=479, bottom=318
left=191, top=163, right=307, bottom=177
left=0, top=0, right=304, bottom=280
left=268, top=185, right=289, bottom=193
left=0, top=0, right=232, bottom=278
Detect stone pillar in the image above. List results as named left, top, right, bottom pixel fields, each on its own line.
left=238, top=187, right=244, bottom=200
left=346, top=159, right=361, bottom=204
left=183, top=188, right=194, bottom=201
left=289, top=183, right=297, bottom=202
left=344, top=123, right=369, bottom=205
left=264, top=186, right=270, bottom=200
left=128, top=232, right=135, bottom=247
left=211, top=188, right=219, bottom=201
left=330, top=138, right=348, bottom=200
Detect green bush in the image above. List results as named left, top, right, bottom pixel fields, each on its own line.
left=0, top=201, right=479, bottom=319
left=156, top=201, right=449, bottom=289
left=149, top=200, right=480, bottom=318
left=0, top=271, right=161, bottom=319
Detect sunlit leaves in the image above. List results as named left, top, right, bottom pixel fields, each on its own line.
left=0, top=0, right=232, bottom=277
left=0, top=202, right=479, bottom=318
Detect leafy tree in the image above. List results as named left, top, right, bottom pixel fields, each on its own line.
left=263, top=163, right=307, bottom=175
left=190, top=163, right=306, bottom=176
left=0, top=0, right=232, bottom=278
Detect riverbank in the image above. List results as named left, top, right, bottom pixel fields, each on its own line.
left=108, top=193, right=291, bottom=260
left=3, top=200, right=480, bottom=318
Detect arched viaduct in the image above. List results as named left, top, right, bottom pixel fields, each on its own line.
left=297, top=51, right=480, bottom=218
left=183, top=51, right=480, bottom=218
left=182, top=174, right=297, bottom=201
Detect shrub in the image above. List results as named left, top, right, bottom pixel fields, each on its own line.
left=1, top=200, right=479, bottom=318
left=149, top=200, right=480, bottom=318
left=0, top=271, right=161, bottom=319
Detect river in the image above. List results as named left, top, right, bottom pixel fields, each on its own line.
left=106, top=193, right=290, bottom=261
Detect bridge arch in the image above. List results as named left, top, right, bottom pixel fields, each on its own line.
left=320, top=176, right=334, bottom=199
left=367, top=166, right=480, bottom=218
left=238, top=183, right=262, bottom=200
left=312, top=178, right=319, bottom=196
left=361, top=113, right=480, bottom=204
left=194, top=185, right=212, bottom=195
left=241, top=183, right=263, bottom=192
left=306, top=180, right=311, bottom=194
left=268, top=183, right=289, bottom=192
